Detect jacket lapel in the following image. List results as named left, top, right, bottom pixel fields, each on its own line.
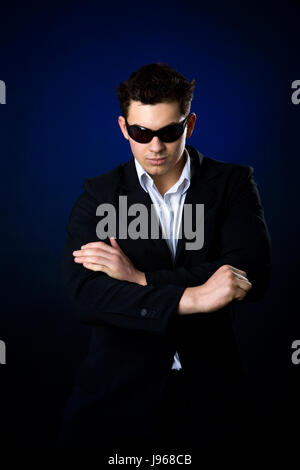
left=172, top=145, right=222, bottom=265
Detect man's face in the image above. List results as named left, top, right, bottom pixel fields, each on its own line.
left=118, top=100, right=196, bottom=187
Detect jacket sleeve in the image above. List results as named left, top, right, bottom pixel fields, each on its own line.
left=62, top=187, right=186, bottom=336
left=145, top=166, right=272, bottom=303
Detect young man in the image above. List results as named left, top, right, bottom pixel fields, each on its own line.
left=57, top=63, right=271, bottom=452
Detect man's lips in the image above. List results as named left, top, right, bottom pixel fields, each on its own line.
left=147, top=158, right=166, bottom=165
left=147, top=157, right=166, bottom=160
left=149, top=158, right=166, bottom=166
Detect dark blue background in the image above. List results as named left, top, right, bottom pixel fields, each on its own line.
left=0, top=1, right=299, bottom=450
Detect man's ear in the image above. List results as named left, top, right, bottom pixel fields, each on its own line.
left=118, top=116, right=129, bottom=140
left=186, top=113, right=197, bottom=138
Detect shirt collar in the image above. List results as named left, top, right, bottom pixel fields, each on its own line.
left=134, top=149, right=191, bottom=195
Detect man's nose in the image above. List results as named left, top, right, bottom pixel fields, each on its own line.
left=148, top=136, right=165, bottom=151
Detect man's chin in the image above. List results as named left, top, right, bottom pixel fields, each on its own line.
left=147, top=167, right=167, bottom=176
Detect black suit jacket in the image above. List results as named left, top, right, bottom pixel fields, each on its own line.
left=59, top=145, right=271, bottom=446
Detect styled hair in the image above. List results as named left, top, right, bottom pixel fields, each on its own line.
left=116, top=63, right=196, bottom=119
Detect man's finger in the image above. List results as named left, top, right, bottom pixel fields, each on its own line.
left=80, top=241, right=115, bottom=254
left=230, top=266, right=248, bottom=278
left=220, top=265, right=248, bottom=278
left=74, top=256, right=113, bottom=268
left=83, top=262, right=105, bottom=272
left=235, top=288, right=247, bottom=301
left=237, top=278, right=252, bottom=291
left=234, top=272, right=250, bottom=283
left=73, top=248, right=111, bottom=260
left=109, top=237, right=121, bottom=249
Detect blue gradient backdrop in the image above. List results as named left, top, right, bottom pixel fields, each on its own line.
left=0, top=1, right=299, bottom=449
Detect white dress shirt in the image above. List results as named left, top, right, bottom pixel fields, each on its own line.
left=134, top=149, right=191, bottom=370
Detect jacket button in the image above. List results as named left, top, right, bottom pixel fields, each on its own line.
left=140, top=308, right=148, bottom=317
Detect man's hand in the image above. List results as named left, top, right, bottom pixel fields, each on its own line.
left=73, top=237, right=147, bottom=286
left=177, top=264, right=252, bottom=315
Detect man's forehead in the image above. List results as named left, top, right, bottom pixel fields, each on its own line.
left=126, top=100, right=182, bottom=127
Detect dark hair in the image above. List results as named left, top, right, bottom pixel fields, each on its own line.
left=116, top=63, right=196, bottom=119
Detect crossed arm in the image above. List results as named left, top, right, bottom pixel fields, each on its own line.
left=73, top=237, right=253, bottom=315
left=64, top=166, right=271, bottom=334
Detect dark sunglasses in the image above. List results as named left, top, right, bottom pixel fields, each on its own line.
left=125, top=114, right=190, bottom=144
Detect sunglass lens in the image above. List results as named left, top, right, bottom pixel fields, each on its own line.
left=128, top=126, right=153, bottom=143
left=158, top=124, right=183, bottom=143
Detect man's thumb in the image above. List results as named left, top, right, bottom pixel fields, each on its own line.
left=109, top=236, right=119, bottom=247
